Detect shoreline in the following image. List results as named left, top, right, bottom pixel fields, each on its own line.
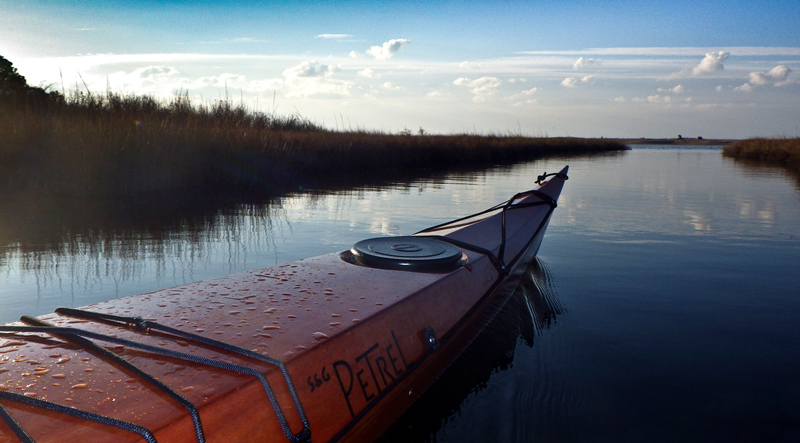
left=612, top=138, right=737, bottom=146
left=1, top=91, right=627, bottom=198
left=722, top=138, right=800, bottom=174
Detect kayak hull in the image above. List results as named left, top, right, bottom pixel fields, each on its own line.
left=0, top=167, right=568, bottom=443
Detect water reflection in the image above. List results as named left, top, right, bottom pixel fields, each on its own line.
left=682, top=209, right=714, bottom=232
left=0, top=162, right=563, bottom=324
left=722, top=155, right=800, bottom=197
left=2, top=147, right=799, bottom=440
left=377, top=259, right=565, bottom=443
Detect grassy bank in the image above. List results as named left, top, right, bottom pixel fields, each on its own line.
left=722, top=138, right=800, bottom=173
left=1, top=91, right=626, bottom=197
left=617, top=137, right=735, bottom=146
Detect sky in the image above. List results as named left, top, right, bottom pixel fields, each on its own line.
left=2, top=0, right=799, bottom=138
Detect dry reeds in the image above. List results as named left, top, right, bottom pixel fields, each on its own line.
left=1, top=91, right=626, bottom=197
left=722, top=138, right=800, bottom=173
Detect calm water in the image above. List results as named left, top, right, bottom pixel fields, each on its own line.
left=2, top=147, right=800, bottom=441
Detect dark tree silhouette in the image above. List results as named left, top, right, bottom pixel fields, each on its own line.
left=0, top=55, right=29, bottom=93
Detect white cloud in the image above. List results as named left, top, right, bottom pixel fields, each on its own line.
left=734, top=65, right=794, bottom=92
left=631, top=95, right=672, bottom=103
left=191, top=73, right=246, bottom=88
left=561, top=75, right=595, bottom=88
left=277, top=60, right=352, bottom=97
left=716, top=85, right=724, bottom=92
left=453, top=76, right=502, bottom=102
left=282, top=60, right=338, bottom=79
left=107, top=66, right=181, bottom=90
left=357, top=68, right=377, bottom=78
left=658, top=84, right=684, bottom=94
left=382, top=81, right=400, bottom=90
left=667, top=51, right=730, bottom=79
left=367, top=39, right=410, bottom=60
left=316, top=34, right=353, bottom=39
left=613, top=96, right=626, bottom=102
left=693, top=51, right=729, bottom=75
left=460, top=61, right=483, bottom=69
left=246, top=78, right=283, bottom=92
left=349, top=51, right=360, bottom=58
left=573, top=57, right=601, bottom=69
left=748, top=65, right=792, bottom=86
left=519, top=47, right=800, bottom=57
left=511, top=99, right=537, bottom=107
left=195, top=37, right=270, bottom=44
left=506, top=87, right=539, bottom=105
left=283, top=80, right=352, bottom=98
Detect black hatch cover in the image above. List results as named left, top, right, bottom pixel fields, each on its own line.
left=350, top=236, right=463, bottom=271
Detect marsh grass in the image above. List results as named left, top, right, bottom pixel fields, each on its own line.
left=722, top=138, right=800, bottom=173
left=1, top=91, right=626, bottom=197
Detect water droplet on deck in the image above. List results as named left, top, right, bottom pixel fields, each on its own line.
left=71, top=383, right=88, bottom=390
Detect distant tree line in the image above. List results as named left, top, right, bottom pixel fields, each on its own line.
left=0, top=55, right=64, bottom=107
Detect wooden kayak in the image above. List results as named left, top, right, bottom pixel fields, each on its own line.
left=0, top=166, right=568, bottom=443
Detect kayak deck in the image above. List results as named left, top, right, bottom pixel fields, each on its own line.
left=0, top=167, right=567, bottom=443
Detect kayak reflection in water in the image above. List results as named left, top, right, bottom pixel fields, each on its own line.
left=378, top=258, right=566, bottom=442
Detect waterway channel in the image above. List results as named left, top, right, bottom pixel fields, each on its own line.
left=2, top=146, right=799, bottom=441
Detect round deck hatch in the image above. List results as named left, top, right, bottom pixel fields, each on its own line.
left=351, top=237, right=463, bottom=271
